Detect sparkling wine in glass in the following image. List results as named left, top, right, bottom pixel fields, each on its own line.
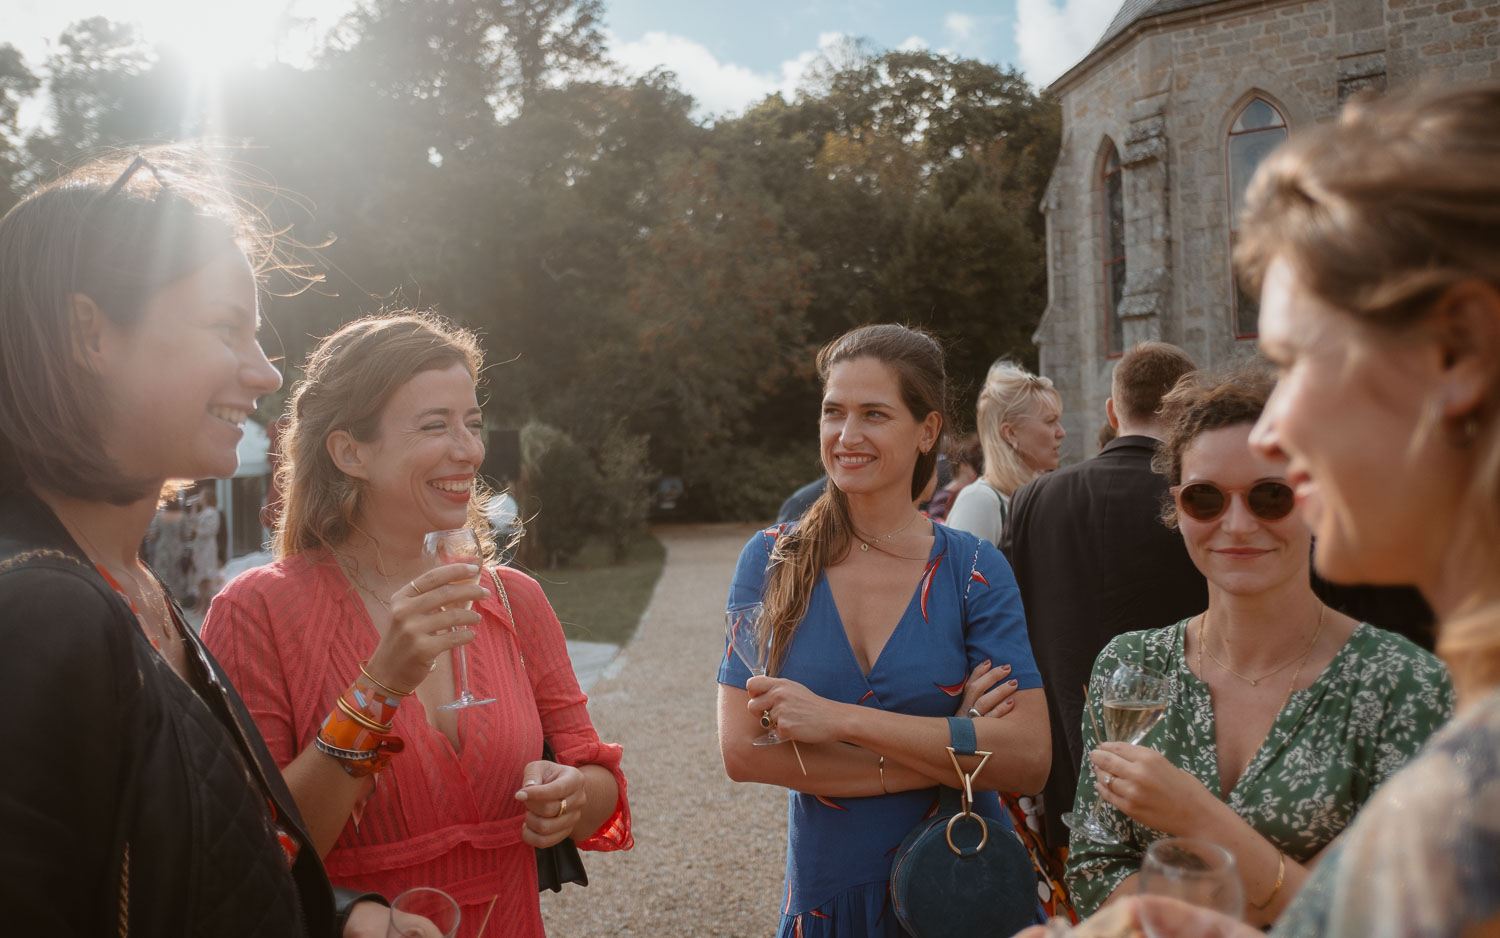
left=1138, top=838, right=1245, bottom=938
left=423, top=528, right=496, bottom=710
left=725, top=601, right=790, bottom=746
left=1061, top=660, right=1168, bottom=844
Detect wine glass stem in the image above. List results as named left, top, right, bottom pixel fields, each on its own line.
left=455, top=641, right=475, bottom=699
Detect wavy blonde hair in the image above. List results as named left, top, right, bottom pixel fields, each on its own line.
left=975, top=359, right=1061, bottom=497
left=273, top=312, right=495, bottom=562
left=1235, top=81, right=1500, bottom=695
left=761, top=324, right=947, bottom=672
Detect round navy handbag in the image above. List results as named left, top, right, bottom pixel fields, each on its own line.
left=889, top=717, right=1042, bottom=938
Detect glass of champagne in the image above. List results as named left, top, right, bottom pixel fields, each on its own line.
left=387, top=886, right=461, bottom=938
left=1060, top=660, right=1168, bottom=844
left=1138, top=838, right=1245, bottom=938
left=423, top=527, right=496, bottom=710
left=725, top=601, right=790, bottom=746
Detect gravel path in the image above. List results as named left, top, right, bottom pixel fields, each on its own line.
left=541, top=523, right=787, bottom=938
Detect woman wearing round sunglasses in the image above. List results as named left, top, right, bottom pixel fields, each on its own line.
left=1062, top=367, right=1452, bottom=925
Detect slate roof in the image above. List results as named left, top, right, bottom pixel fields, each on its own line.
left=1092, top=0, right=1224, bottom=52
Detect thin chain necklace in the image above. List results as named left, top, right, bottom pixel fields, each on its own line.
left=1199, top=605, right=1326, bottom=686
left=1196, top=609, right=1327, bottom=785
left=335, top=553, right=393, bottom=612
left=852, top=512, right=922, bottom=553
left=63, top=516, right=177, bottom=650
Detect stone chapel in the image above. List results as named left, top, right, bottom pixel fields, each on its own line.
left=1035, top=0, right=1499, bottom=457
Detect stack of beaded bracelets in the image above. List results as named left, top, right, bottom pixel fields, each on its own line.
left=314, top=660, right=410, bottom=778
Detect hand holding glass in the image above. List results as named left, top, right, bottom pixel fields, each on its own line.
left=423, top=528, right=495, bottom=710
left=1138, top=838, right=1245, bottom=938
left=725, top=601, right=790, bottom=746
left=1061, top=660, right=1169, bottom=844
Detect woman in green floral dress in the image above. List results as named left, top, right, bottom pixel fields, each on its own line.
left=1063, top=368, right=1453, bottom=927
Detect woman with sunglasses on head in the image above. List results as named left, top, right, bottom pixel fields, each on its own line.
left=0, top=148, right=389, bottom=935
left=1063, top=367, right=1452, bottom=926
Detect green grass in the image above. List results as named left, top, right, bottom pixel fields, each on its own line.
left=532, top=533, right=667, bottom=646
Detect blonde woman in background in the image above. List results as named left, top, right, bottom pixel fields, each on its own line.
left=946, top=360, right=1065, bottom=545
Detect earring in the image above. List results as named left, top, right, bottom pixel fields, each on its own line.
left=1462, top=413, right=1482, bottom=444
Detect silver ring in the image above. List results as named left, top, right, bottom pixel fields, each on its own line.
left=428, top=658, right=438, bottom=672
left=1101, top=772, right=1113, bottom=788
left=967, top=707, right=981, bottom=718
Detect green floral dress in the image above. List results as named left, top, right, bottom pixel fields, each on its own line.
left=1064, top=621, right=1454, bottom=915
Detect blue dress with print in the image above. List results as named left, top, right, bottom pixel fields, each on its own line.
left=718, top=522, right=1046, bottom=937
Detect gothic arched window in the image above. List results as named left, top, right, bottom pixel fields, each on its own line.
left=1100, top=141, right=1126, bottom=356
left=1227, top=97, right=1288, bottom=336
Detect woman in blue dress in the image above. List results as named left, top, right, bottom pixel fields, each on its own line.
left=717, top=324, right=1052, bottom=937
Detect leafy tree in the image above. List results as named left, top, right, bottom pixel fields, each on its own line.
left=0, top=45, right=39, bottom=207
left=25, top=18, right=153, bottom=172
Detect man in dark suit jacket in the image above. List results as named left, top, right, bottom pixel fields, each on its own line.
left=1003, top=342, right=1208, bottom=851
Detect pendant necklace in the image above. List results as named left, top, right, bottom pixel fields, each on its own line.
left=1198, top=605, right=1326, bottom=686
left=854, top=512, right=921, bottom=553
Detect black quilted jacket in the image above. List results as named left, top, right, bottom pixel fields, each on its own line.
left=0, top=490, right=378, bottom=936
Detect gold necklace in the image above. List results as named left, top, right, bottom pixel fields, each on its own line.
left=853, top=512, right=921, bottom=553
left=1197, top=610, right=1327, bottom=785
left=1199, top=605, right=1326, bottom=686
left=64, top=517, right=177, bottom=649
left=336, top=554, right=393, bottom=611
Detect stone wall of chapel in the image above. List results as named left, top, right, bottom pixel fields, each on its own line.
left=1038, top=0, right=1500, bottom=459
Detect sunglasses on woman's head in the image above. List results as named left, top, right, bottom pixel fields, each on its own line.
left=1172, top=481, right=1296, bottom=523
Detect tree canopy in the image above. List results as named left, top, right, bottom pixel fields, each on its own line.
left=0, top=8, right=1058, bottom=553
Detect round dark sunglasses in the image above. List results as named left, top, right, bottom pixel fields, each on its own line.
left=1172, top=480, right=1295, bottom=523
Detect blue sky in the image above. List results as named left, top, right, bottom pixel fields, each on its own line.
left=605, top=0, right=1020, bottom=74
left=8, top=0, right=1121, bottom=122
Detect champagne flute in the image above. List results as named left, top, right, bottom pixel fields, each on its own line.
left=724, top=601, right=790, bottom=746
left=387, top=886, right=461, bottom=938
left=423, top=528, right=496, bottom=710
left=1137, top=838, right=1245, bottom=938
left=1061, top=660, right=1168, bottom=844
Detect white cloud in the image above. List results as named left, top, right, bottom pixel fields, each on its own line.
left=610, top=30, right=854, bottom=119
left=612, top=31, right=780, bottom=116
left=944, top=13, right=979, bottom=43
left=896, top=35, right=930, bottom=52
left=1015, top=0, right=1120, bottom=87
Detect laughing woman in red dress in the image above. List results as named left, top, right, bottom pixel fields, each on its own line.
left=203, top=313, right=631, bottom=936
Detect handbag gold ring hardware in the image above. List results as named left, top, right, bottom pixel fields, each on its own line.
left=944, top=811, right=990, bottom=855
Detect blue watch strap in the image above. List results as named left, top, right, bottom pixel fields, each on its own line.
left=946, top=715, right=978, bottom=755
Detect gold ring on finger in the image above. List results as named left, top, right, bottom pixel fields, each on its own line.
left=760, top=710, right=772, bottom=729
left=557, top=798, right=568, bottom=817
left=410, top=580, right=424, bottom=595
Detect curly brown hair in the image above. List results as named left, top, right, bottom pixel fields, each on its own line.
left=1151, top=363, right=1277, bottom=529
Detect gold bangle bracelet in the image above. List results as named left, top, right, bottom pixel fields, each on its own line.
left=1250, top=850, right=1286, bottom=911
left=358, top=660, right=414, bottom=697
left=335, top=696, right=394, bottom=734
left=877, top=755, right=887, bottom=793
